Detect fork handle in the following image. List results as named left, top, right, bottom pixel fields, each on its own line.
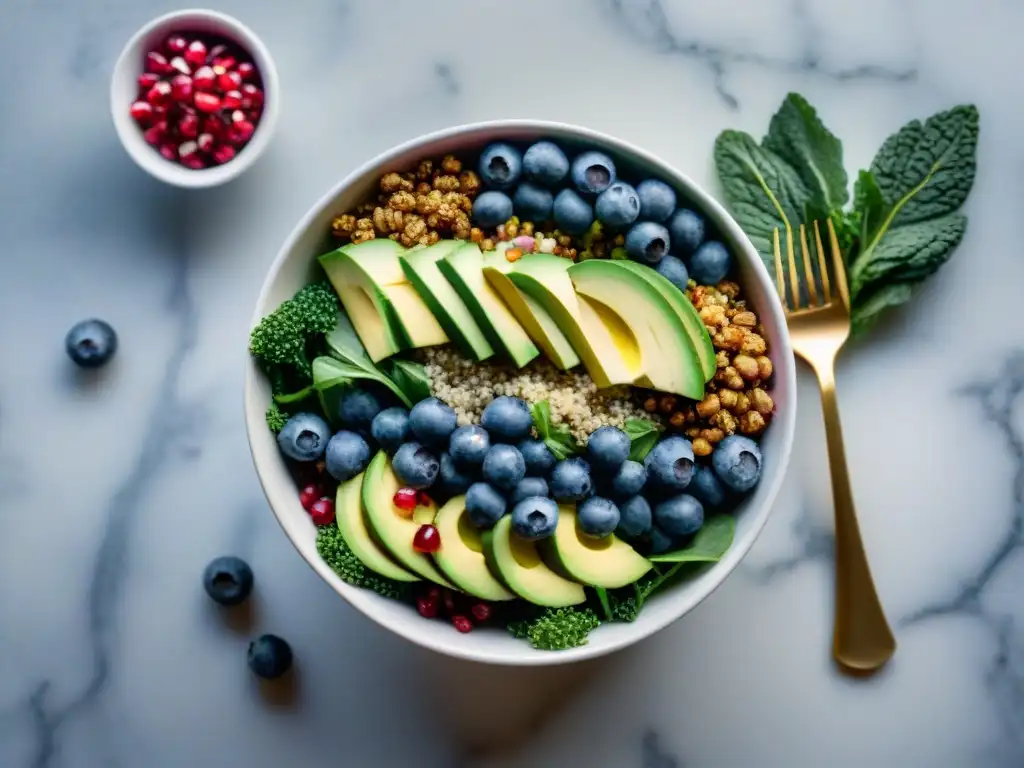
left=813, top=360, right=897, bottom=674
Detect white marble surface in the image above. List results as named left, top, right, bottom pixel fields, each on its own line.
left=1, top=0, right=1022, bottom=766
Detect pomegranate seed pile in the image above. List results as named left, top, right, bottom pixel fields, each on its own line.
left=130, top=33, right=265, bottom=169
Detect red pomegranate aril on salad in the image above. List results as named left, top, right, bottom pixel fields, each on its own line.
left=212, top=145, right=236, bottom=165
left=416, top=490, right=433, bottom=507
left=143, top=120, right=167, bottom=145
left=413, top=524, right=441, bottom=553
left=309, top=497, right=335, bottom=526
left=194, top=92, right=222, bottom=113
left=165, top=35, right=187, bottom=54
left=452, top=615, right=473, bottom=633
left=217, top=70, right=243, bottom=92
left=441, top=589, right=457, bottom=615
left=146, top=80, right=172, bottom=106
left=192, top=65, right=216, bottom=91
left=201, top=116, right=223, bottom=137
left=299, top=483, right=321, bottom=511
left=129, top=100, right=154, bottom=124
left=145, top=51, right=172, bottom=74
left=229, top=120, right=255, bottom=145
left=393, top=487, right=418, bottom=513
left=197, top=132, right=215, bottom=152
left=178, top=113, right=199, bottom=138
left=416, top=596, right=439, bottom=619
left=206, top=43, right=229, bottom=63
left=221, top=90, right=243, bottom=110
left=470, top=602, right=492, bottom=622
left=169, top=56, right=191, bottom=76
left=184, top=40, right=207, bottom=67
left=236, top=61, right=256, bottom=81
left=137, top=72, right=160, bottom=93
left=158, top=142, right=178, bottom=161
left=170, top=74, right=193, bottom=102
left=240, top=83, right=263, bottom=109
left=212, top=54, right=237, bottom=71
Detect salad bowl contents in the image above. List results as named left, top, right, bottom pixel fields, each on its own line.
left=245, top=122, right=796, bottom=663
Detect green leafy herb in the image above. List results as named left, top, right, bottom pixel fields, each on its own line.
left=382, top=359, right=432, bottom=405
left=648, top=515, right=736, bottom=563
left=623, top=417, right=663, bottom=462
left=272, top=385, right=316, bottom=405
left=594, top=586, right=613, bottom=622
left=530, top=400, right=579, bottom=460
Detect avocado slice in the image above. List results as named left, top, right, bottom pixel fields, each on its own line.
left=568, top=260, right=705, bottom=398
left=361, top=451, right=457, bottom=589
left=616, top=260, right=716, bottom=381
left=481, top=515, right=586, bottom=607
left=336, top=473, right=419, bottom=582
left=437, top=243, right=539, bottom=368
left=399, top=241, right=495, bottom=361
left=539, top=507, right=652, bottom=589
left=482, top=250, right=580, bottom=370
left=432, top=496, right=516, bottom=601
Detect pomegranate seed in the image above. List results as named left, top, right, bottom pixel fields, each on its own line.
left=228, top=120, right=255, bottom=145
left=146, top=80, right=172, bottom=106
left=393, top=487, right=418, bottom=513
left=221, top=89, right=243, bottom=110
left=169, top=56, right=191, bottom=76
left=212, top=55, right=237, bottom=71
left=217, top=70, right=242, bottom=92
left=442, top=589, right=457, bottom=615
left=193, top=92, right=221, bottom=113
left=452, top=615, right=473, bottom=633
left=299, top=484, right=320, bottom=511
left=158, top=142, right=177, bottom=161
left=413, top=524, right=440, bottom=553
left=470, top=602, right=492, bottom=622
left=145, top=51, right=172, bottom=74
left=169, top=74, right=193, bottom=102
left=206, top=43, right=229, bottom=63
left=197, top=132, right=215, bottom=152
left=237, top=61, right=256, bottom=81
left=426, top=586, right=442, bottom=603
left=240, top=83, right=264, bottom=109
left=416, top=596, right=439, bottom=619
left=129, top=100, right=154, bottom=124
left=212, top=144, right=236, bottom=165
left=137, top=72, right=160, bottom=93
left=229, top=109, right=246, bottom=124
left=152, top=104, right=169, bottom=121
left=181, top=154, right=206, bottom=170
left=143, top=120, right=167, bottom=145
left=416, top=490, right=433, bottom=507
left=309, top=497, right=335, bottom=525
left=184, top=40, right=207, bottom=67
left=192, top=66, right=216, bottom=91
left=201, top=116, right=223, bottom=137
left=165, top=35, right=187, bottom=54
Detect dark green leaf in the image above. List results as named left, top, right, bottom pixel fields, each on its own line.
left=851, top=214, right=966, bottom=297
left=312, top=356, right=413, bottom=408
left=383, top=359, right=432, bottom=405
left=649, top=515, right=736, bottom=563
left=272, top=385, right=316, bottom=405
left=530, top=400, right=579, bottom=459
left=852, top=170, right=889, bottom=246
left=325, top=309, right=374, bottom=368
left=851, top=282, right=916, bottom=336
left=593, top=587, right=613, bottom=622
left=623, top=417, right=662, bottom=462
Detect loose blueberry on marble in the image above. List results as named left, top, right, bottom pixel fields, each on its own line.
left=277, top=412, right=331, bottom=462
left=587, top=426, right=630, bottom=472
left=65, top=319, right=118, bottom=368
left=513, top=182, right=554, bottom=222
left=552, top=188, right=594, bottom=235
left=609, top=459, right=647, bottom=498
left=653, top=494, right=704, bottom=538
left=371, top=407, right=410, bottom=454
left=518, top=438, right=556, bottom=477
left=325, top=430, right=371, bottom=481
left=510, top=495, right=559, bottom=540
left=571, top=150, right=616, bottom=196
left=437, top=451, right=474, bottom=497
left=668, top=208, right=705, bottom=256
left=712, top=435, right=762, bottom=492
left=644, top=436, right=695, bottom=491
left=392, top=442, right=440, bottom=489
left=202, top=555, right=253, bottom=606
left=473, top=190, right=514, bottom=228
left=449, top=424, right=491, bottom=468
left=409, top=397, right=457, bottom=447
left=478, top=142, right=522, bottom=190
left=616, top=495, right=652, bottom=539
left=522, top=141, right=569, bottom=187
left=689, top=241, right=732, bottom=285
left=338, top=388, right=381, bottom=434
left=625, top=221, right=670, bottom=265
left=595, top=181, right=640, bottom=228
left=577, top=496, right=620, bottom=539
left=481, top=443, right=526, bottom=492
left=655, top=254, right=689, bottom=292
left=466, top=481, right=507, bottom=528
left=649, top=525, right=674, bottom=555
left=247, top=634, right=293, bottom=679
left=480, top=396, right=532, bottom=443
left=549, top=457, right=593, bottom=502
left=688, top=464, right=727, bottom=509
left=636, top=179, right=676, bottom=223
left=509, top=476, right=549, bottom=506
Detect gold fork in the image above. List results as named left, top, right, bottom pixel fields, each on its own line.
left=774, top=220, right=896, bottom=675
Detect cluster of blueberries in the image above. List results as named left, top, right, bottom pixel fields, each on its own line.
left=471, top=140, right=733, bottom=290
left=277, top=389, right=764, bottom=554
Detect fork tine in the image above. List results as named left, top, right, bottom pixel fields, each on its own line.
left=826, top=218, right=851, bottom=309
left=813, top=220, right=832, bottom=304
left=785, top=226, right=801, bottom=309
left=799, top=224, right=818, bottom=306
left=772, top=228, right=786, bottom=307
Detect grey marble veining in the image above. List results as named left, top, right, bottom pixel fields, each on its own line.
left=2, top=0, right=1024, bottom=766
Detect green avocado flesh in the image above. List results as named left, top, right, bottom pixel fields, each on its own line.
left=539, top=507, right=652, bottom=589
left=362, top=452, right=456, bottom=589
left=336, top=473, right=419, bottom=582
left=432, top=496, right=516, bottom=601
left=482, top=514, right=586, bottom=607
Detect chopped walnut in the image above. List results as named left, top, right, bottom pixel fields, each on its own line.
left=453, top=211, right=471, bottom=239
left=481, top=238, right=495, bottom=251
left=470, top=227, right=484, bottom=243
left=710, top=410, right=738, bottom=435
left=331, top=213, right=357, bottom=238
left=714, top=326, right=746, bottom=352
left=433, top=174, right=461, bottom=192
left=442, top=155, right=462, bottom=174
left=699, top=427, right=725, bottom=444
left=388, top=191, right=416, bottom=212
left=700, top=305, right=727, bottom=328
left=717, top=280, right=740, bottom=298
left=739, top=411, right=766, bottom=436
left=380, top=172, right=412, bottom=193
left=399, top=215, right=428, bottom=247
left=733, top=354, right=760, bottom=381
left=733, top=392, right=751, bottom=416
left=716, top=350, right=731, bottom=369
left=658, top=395, right=677, bottom=414
left=715, top=366, right=744, bottom=391
left=718, top=389, right=739, bottom=411
left=669, top=412, right=686, bottom=429
left=750, top=388, right=774, bottom=416
left=693, top=438, right=712, bottom=457
left=459, top=170, right=481, bottom=197
left=684, top=426, right=701, bottom=439
left=696, top=394, right=720, bottom=418
left=756, top=355, right=773, bottom=380
left=740, top=332, right=767, bottom=356
left=417, top=189, right=443, bottom=216
left=351, top=221, right=375, bottom=243
left=732, top=310, right=757, bottom=328
left=416, top=160, right=434, bottom=181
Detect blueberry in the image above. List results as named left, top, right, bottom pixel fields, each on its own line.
left=371, top=407, right=410, bottom=454
left=625, top=221, right=670, bottom=265
left=65, top=319, right=118, bottom=368
left=449, top=424, right=490, bottom=468
left=571, top=151, right=616, bottom=196
left=712, top=435, right=763, bottom=492
left=338, top=388, right=381, bottom=434
left=392, top=442, right=440, bottom=489
left=482, top=444, right=526, bottom=492
left=518, top=438, right=556, bottom=477
left=595, top=182, right=640, bottom=229
left=587, top=426, right=630, bottom=473
left=473, top=190, right=514, bottom=228
left=437, top=451, right=475, bottom=497
left=577, top=496, right=620, bottom=539
left=690, top=241, right=732, bottom=285
left=689, top=464, right=727, bottom=508
left=409, top=397, right=457, bottom=447
left=549, top=458, right=593, bottom=502
left=480, top=396, right=532, bottom=443
left=616, top=495, right=652, bottom=539
left=277, top=412, right=331, bottom=462
left=325, top=430, right=372, bottom=481
left=552, top=189, right=594, bottom=235
left=478, top=143, right=522, bottom=190
left=655, top=255, right=689, bottom=292
left=643, top=436, right=695, bottom=492
left=636, top=179, right=677, bottom=223
left=654, top=494, right=704, bottom=538
left=465, top=482, right=507, bottom=528
left=668, top=208, right=706, bottom=256
left=522, top=141, right=569, bottom=187
left=202, top=556, right=253, bottom=606
left=510, top=496, right=559, bottom=540
left=510, top=476, right=549, bottom=506
left=513, top=182, right=554, bottom=222
left=649, top=525, right=674, bottom=554
left=609, top=460, right=647, bottom=498
left=247, top=634, right=293, bottom=679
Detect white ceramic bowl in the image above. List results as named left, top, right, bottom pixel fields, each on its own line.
left=244, top=121, right=797, bottom=666
left=110, top=9, right=279, bottom=188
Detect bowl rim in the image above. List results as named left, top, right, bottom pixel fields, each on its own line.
left=109, top=8, right=280, bottom=189
left=244, top=119, right=797, bottom=666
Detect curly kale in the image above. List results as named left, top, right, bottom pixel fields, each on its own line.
left=506, top=606, right=601, bottom=650
left=250, top=281, right=339, bottom=387
left=316, top=523, right=413, bottom=602
left=266, top=402, right=289, bottom=433
left=606, top=564, right=685, bottom=622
